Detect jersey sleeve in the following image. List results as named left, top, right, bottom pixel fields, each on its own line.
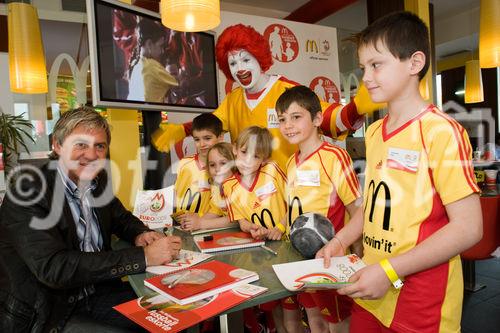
left=207, top=186, right=224, bottom=216
left=330, top=148, right=361, bottom=206
left=212, top=92, right=231, bottom=133
left=320, top=101, right=364, bottom=140
left=426, top=120, right=479, bottom=205
left=222, top=180, right=244, bottom=222
left=266, top=162, right=288, bottom=200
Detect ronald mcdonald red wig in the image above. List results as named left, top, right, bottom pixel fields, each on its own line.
left=216, top=24, right=273, bottom=80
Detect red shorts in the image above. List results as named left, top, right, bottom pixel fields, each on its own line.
left=259, top=295, right=300, bottom=311
left=350, top=303, right=397, bottom=333
left=297, top=290, right=353, bottom=323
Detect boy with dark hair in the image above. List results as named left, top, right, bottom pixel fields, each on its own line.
left=191, top=112, right=223, bottom=137
left=317, top=11, right=482, bottom=332
left=174, top=113, right=223, bottom=218
left=277, top=85, right=361, bottom=333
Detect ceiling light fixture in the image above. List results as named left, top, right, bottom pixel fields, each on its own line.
left=8, top=2, right=48, bottom=94
left=160, top=0, right=220, bottom=32
left=479, top=0, right=500, bottom=68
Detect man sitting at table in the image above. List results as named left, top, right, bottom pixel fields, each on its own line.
left=0, top=106, right=181, bottom=333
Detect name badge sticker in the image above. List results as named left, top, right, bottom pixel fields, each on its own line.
left=267, top=108, right=280, bottom=128
left=198, top=179, right=211, bottom=191
left=296, top=170, right=320, bottom=186
left=386, top=148, right=420, bottom=173
left=255, top=182, right=277, bottom=201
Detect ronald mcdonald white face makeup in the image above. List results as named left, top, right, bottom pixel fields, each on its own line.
left=228, top=50, right=265, bottom=93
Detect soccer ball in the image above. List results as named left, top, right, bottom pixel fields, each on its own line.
left=290, top=212, right=334, bottom=259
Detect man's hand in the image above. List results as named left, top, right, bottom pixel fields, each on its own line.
left=144, top=236, right=182, bottom=266
left=151, top=123, right=187, bottom=153
left=337, top=263, right=391, bottom=300
left=180, top=212, right=201, bottom=231
left=316, top=237, right=345, bottom=268
left=135, top=231, right=163, bottom=247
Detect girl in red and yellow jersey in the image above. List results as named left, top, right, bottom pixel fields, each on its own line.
left=223, top=126, right=303, bottom=333
left=223, top=126, right=287, bottom=240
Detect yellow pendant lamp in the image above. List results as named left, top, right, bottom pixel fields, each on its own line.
left=8, top=2, right=48, bottom=94
left=479, top=0, right=500, bottom=68
left=464, top=60, right=484, bottom=103
left=160, top=0, right=220, bottom=32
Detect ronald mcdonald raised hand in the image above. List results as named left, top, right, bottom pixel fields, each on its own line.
left=152, top=24, right=383, bottom=169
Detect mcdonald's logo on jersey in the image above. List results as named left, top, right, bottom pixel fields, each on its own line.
left=251, top=209, right=276, bottom=228
left=364, top=180, right=391, bottom=231
left=180, top=188, right=201, bottom=213
left=288, top=196, right=304, bottom=227
left=306, top=40, right=318, bottom=53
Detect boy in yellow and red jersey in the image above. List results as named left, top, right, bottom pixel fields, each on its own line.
left=174, top=113, right=223, bottom=216
left=276, top=85, right=361, bottom=333
left=317, top=11, right=482, bottom=333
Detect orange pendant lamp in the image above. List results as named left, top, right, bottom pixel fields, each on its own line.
left=160, top=0, right=220, bottom=32
left=479, top=0, right=500, bottom=68
left=464, top=60, right=484, bottom=103
left=8, top=2, right=48, bottom=94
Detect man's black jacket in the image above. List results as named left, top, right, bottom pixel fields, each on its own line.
left=0, top=162, right=149, bottom=332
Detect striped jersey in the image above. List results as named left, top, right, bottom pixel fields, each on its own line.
left=285, top=142, right=361, bottom=234
left=223, top=162, right=287, bottom=230
left=174, top=154, right=211, bottom=215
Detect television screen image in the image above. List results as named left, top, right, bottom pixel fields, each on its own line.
left=87, top=0, right=219, bottom=112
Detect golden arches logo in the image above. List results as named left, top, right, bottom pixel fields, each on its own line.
left=251, top=208, right=276, bottom=228
left=180, top=188, right=201, bottom=213
left=364, top=180, right=391, bottom=231
left=306, top=40, right=318, bottom=53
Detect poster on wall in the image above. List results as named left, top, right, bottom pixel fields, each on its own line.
left=214, top=11, right=341, bottom=104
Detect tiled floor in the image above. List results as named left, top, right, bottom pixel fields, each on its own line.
left=461, top=257, right=500, bottom=333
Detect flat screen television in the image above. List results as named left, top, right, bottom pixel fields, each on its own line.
left=86, top=0, right=219, bottom=112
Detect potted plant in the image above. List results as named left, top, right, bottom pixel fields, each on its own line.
left=0, top=112, right=35, bottom=174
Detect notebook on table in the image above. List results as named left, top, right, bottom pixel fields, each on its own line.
left=144, top=260, right=259, bottom=305
left=193, top=231, right=265, bottom=253
left=114, top=283, right=268, bottom=333
left=272, top=254, right=366, bottom=291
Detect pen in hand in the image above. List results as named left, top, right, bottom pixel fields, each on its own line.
left=168, top=271, right=190, bottom=289
left=261, top=245, right=278, bottom=256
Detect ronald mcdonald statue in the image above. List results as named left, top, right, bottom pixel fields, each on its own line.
left=152, top=24, right=382, bottom=168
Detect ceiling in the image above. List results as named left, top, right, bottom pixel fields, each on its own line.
left=130, top=0, right=481, bottom=60
left=219, top=0, right=481, bottom=60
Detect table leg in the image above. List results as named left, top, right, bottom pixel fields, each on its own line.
left=220, top=311, right=244, bottom=333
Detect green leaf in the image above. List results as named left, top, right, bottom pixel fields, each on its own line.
left=0, top=111, right=35, bottom=167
